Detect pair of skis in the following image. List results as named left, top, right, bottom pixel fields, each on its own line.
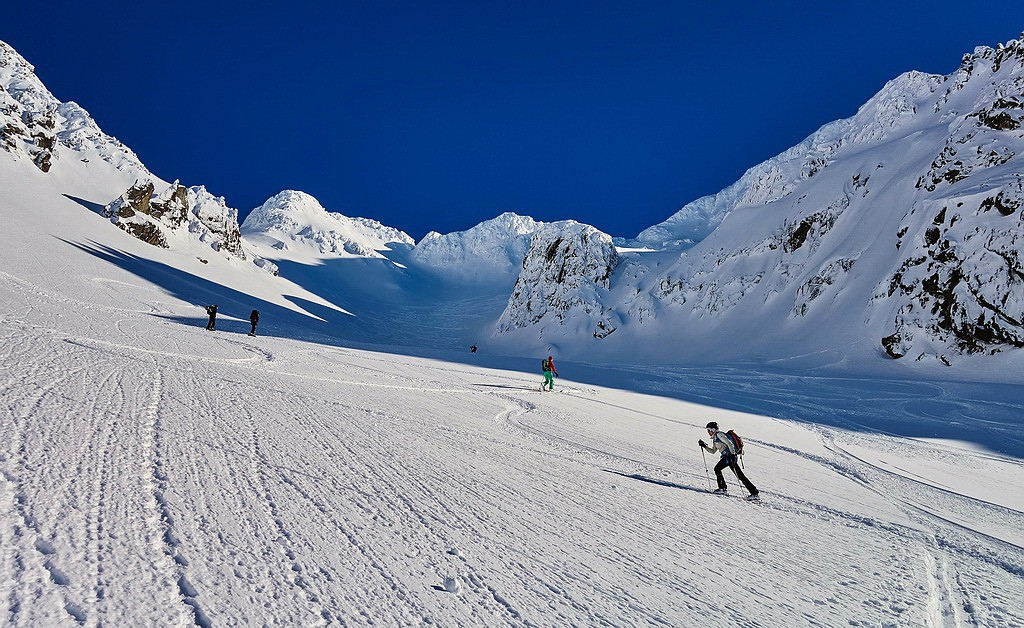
left=711, top=489, right=761, bottom=502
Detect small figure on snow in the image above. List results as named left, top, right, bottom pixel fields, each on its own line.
left=205, top=304, right=218, bottom=331
left=541, top=355, right=558, bottom=391
left=699, top=421, right=759, bottom=500
left=249, top=309, right=260, bottom=336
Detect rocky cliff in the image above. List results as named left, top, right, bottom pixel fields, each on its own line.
left=496, top=222, right=620, bottom=339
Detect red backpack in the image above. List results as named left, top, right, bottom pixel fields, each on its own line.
left=726, top=430, right=744, bottom=455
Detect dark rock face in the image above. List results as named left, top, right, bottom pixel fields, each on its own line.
left=883, top=189, right=1024, bottom=359
left=0, top=94, right=57, bottom=172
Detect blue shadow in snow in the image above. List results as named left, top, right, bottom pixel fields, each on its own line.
left=61, top=237, right=1024, bottom=459
left=604, top=469, right=709, bottom=495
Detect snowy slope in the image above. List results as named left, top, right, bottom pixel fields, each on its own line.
left=488, top=38, right=1024, bottom=374
left=2, top=164, right=1023, bottom=624
left=1, top=37, right=1023, bottom=628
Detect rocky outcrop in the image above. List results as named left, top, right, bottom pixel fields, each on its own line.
left=0, top=40, right=145, bottom=175
left=870, top=40, right=1024, bottom=361
left=496, top=222, right=620, bottom=338
left=880, top=187, right=1024, bottom=360
left=104, top=180, right=246, bottom=258
left=0, top=82, right=57, bottom=172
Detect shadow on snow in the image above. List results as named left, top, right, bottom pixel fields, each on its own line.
left=62, top=237, right=1024, bottom=460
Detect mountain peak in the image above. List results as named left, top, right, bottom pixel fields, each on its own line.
left=241, top=190, right=413, bottom=259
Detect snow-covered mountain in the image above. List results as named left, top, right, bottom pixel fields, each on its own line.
left=622, top=39, right=1024, bottom=366
left=0, top=40, right=283, bottom=277
left=3, top=34, right=1023, bottom=376
left=0, top=41, right=146, bottom=177
left=630, top=71, right=946, bottom=250
left=241, top=190, right=413, bottom=263
left=488, top=37, right=1024, bottom=369
left=410, top=212, right=540, bottom=284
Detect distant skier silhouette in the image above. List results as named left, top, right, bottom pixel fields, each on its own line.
left=249, top=309, right=260, bottom=336
left=205, top=304, right=218, bottom=331
left=470, top=344, right=477, bottom=353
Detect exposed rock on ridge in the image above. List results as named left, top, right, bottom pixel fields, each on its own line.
left=104, top=179, right=246, bottom=258
left=497, top=222, right=620, bottom=339
left=0, top=40, right=146, bottom=175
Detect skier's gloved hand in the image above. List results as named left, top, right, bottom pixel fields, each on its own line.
left=698, top=439, right=707, bottom=448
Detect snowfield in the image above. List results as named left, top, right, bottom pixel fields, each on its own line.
left=1, top=34, right=1023, bottom=627
left=1, top=186, right=1022, bottom=626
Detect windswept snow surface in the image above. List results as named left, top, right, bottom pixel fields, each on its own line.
left=2, top=153, right=1024, bottom=627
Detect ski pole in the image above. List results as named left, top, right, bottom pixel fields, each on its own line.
left=700, top=446, right=711, bottom=490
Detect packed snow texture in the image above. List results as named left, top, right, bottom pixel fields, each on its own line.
left=1, top=155, right=1022, bottom=624
left=1, top=35, right=1023, bottom=626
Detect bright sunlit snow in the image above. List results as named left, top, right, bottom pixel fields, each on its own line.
left=2, top=134, right=1022, bottom=628
left=1, top=36, right=1023, bottom=627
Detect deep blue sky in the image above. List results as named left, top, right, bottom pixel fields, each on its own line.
left=3, top=3, right=1023, bottom=240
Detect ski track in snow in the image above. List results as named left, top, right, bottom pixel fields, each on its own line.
left=1, top=267, right=1023, bottom=626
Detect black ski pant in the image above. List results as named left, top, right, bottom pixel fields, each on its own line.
left=714, top=455, right=757, bottom=495
left=207, top=316, right=216, bottom=330
left=250, top=322, right=257, bottom=335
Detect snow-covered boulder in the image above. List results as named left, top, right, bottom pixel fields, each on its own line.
left=496, top=222, right=620, bottom=339
left=241, top=190, right=413, bottom=260
left=410, top=212, right=540, bottom=283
